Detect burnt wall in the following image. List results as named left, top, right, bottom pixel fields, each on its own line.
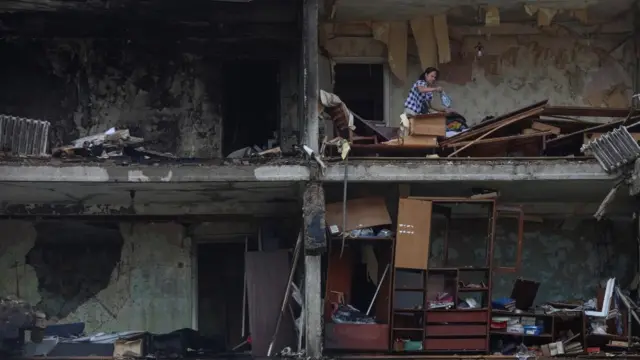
left=0, top=38, right=222, bottom=157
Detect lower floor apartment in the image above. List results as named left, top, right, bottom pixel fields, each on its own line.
left=0, top=159, right=638, bottom=359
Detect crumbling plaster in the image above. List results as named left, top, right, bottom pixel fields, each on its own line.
left=322, top=31, right=634, bottom=127
left=0, top=220, right=193, bottom=333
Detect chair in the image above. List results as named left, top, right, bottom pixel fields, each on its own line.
left=585, top=278, right=615, bottom=317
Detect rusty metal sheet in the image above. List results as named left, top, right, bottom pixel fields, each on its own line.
left=245, top=250, right=295, bottom=357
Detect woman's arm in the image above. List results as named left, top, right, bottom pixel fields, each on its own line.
left=417, top=85, right=442, bottom=93
left=427, top=98, right=447, bottom=112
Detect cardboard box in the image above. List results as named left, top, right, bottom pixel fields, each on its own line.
left=325, top=197, right=391, bottom=233
left=410, top=113, right=446, bottom=136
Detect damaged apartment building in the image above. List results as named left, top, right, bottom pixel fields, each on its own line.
left=2, top=0, right=640, bottom=359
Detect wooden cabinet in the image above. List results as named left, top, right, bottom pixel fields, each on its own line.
left=395, top=199, right=432, bottom=270
left=390, top=198, right=496, bottom=354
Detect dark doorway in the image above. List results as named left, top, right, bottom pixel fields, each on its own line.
left=222, top=61, right=280, bottom=156
left=333, top=63, right=384, bottom=121
left=197, top=241, right=246, bottom=349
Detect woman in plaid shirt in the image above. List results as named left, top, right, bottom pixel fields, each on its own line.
left=403, top=67, right=448, bottom=116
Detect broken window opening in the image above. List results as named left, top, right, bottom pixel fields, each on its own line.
left=222, top=60, right=280, bottom=157
left=333, top=63, right=384, bottom=122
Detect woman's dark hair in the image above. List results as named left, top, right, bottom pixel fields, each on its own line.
left=418, top=67, right=439, bottom=81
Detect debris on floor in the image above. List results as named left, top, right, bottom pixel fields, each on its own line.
left=319, top=93, right=640, bottom=158
left=51, top=127, right=180, bottom=161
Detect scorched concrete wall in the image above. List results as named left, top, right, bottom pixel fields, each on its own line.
left=0, top=39, right=222, bottom=158
left=0, top=220, right=193, bottom=333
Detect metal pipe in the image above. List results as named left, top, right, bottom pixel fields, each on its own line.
left=266, top=231, right=303, bottom=356
left=366, top=263, right=390, bottom=315
left=241, top=236, right=248, bottom=337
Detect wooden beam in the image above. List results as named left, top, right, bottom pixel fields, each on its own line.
left=444, top=131, right=553, bottom=147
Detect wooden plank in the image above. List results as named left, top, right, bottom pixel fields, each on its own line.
left=324, top=247, right=353, bottom=320
left=441, top=100, right=548, bottom=145
left=546, top=117, right=640, bottom=145
left=542, top=106, right=631, bottom=118
left=383, top=135, right=438, bottom=147
left=410, top=114, right=446, bottom=136
left=246, top=250, right=296, bottom=356
left=443, top=131, right=552, bottom=147
left=532, top=121, right=561, bottom=134
left=448, top=115, right=543, bottom=157
left=395, top=198, right=432, bottom=270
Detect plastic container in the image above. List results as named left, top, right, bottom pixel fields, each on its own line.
left=523, top=325, right=542, bottom=336
left=440, top=92, right=452, bottom=108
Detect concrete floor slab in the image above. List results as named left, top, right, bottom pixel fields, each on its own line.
left=0, top=159, right=613, bottom=183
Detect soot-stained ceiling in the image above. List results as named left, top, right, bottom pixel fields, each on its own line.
left=0, top=0, right=299, bottom=41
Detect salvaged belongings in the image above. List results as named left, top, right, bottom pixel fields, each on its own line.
left=320, top=94, right=639, bottom=158
left=52, top=127, right=176, bottom=160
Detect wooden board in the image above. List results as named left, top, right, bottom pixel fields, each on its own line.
left=410, top=114, right=446, bottom=136
left=324, top=247, right=354, bottom=320
left=532, top=121, right=561, bottom=134
left=246, top=250, right=295, bottom=356
left=325, top=197, right=391, bottom=233
left=383, top=135, right=438, bottom=147
left=394, top=198, right=432, bottom=270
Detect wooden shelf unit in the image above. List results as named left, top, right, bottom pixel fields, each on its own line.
left=324, top=234, right=395, bottom=352
left=390, top=198, right=496, bottom=354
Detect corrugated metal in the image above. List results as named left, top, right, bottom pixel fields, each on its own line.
left=0, top=115, right=50, bottom=157
left=581, top=126, right=640, bottom=173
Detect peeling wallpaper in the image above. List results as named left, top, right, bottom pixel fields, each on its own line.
left=323, top=33, right=635, bottom=127
left=0, top=39, right=222, bottom=157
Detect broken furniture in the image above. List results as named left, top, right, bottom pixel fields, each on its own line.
left=320, top=95, right=640, bottom=158
left=391, top=198, right=495, bottom=354
left=323, top=197, right=394, bottom=351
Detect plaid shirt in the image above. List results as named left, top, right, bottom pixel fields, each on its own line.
left=404, top=80, right=433, bottom=114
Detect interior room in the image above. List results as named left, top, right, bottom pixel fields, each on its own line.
left=321, top=182, right=638, bottom=356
